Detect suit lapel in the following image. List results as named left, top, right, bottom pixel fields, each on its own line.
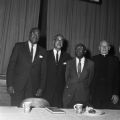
left=72, top=58, right=81, bottom=79
left=58, top=51, right=63, bottom=63
left=81, top=58, right=87, bottom=73
left=34, top=45, right=39, bottom=59
left=78, top=58, right=88, bottom=79
left=19, top=42, right=32, bottom=64
left=33, top=45, right=44, bottom=62
left=72, top=58, right=78, bottom=78
left=24, top=42, right=32, bottom=57
left=51, top=50, right=56, bottom=63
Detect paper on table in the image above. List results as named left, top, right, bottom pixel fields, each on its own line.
left=45, top=107, right=65, bottom=114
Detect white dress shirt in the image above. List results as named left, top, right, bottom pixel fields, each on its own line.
left=28, top=41, right=37, bottom=62
left=53, top=48, right=61, bottom=62
left=76, top=57, right=85, bottom=73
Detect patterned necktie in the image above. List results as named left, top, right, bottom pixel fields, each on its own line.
left=78, top=59, right=81, bottom=78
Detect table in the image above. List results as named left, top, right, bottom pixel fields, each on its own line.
left=0, top=107, right=120, bottom=120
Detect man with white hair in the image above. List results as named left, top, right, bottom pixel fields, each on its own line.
left=91, top=40, right=119, bottom=109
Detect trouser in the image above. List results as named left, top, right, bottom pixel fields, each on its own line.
left=10, top=81, right=33, bottom=107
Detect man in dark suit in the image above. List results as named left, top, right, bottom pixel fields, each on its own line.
left=6, top=27, right=47, bottom=106
left=63, top=43, right=94, bottom=108
left=91, top=40, right=119, bottom=109
left=43, top=34, right=72, bottom=107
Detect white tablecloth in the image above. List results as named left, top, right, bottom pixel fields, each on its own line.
left=0, top=107, right=120, bottom=120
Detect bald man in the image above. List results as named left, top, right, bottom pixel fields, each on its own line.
left=91, top=40, right=119, bottom=109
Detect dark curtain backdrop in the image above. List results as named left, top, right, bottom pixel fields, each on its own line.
left=0, top=0, right=41, bottom=74
left=47, top=0, right=120, bottom=58
left=38, top=0, right=48, bottom=48
left=0, top=0, right=120, bottom=74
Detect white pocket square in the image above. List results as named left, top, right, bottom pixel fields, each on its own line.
left=39, top=55, right=43, bottom=58
left=63, top=62, right=67, bottom=65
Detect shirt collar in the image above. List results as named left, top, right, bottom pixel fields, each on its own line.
left=28, top=41, right=37, bottom=48
left=53, top=48, right=61, bottom=54
left=100, top=53, right=109, bottom=57
left=76, top=57, right=85, bottom=64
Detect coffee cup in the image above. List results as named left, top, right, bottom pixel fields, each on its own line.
left=74, top=103, right=83, bottom=114
left=23, top=101, right=32, bottom=113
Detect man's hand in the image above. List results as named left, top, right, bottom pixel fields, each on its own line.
left=7, top=86, right=15, bottom=94
left=111, top=95, right=119, bottom=104
left=35, top=89, right=42, bottom=97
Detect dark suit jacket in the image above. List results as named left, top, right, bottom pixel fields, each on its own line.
left=43, top=50, right=72, bottom=107
left=6, top=42, right=46, bottom=95
left=63, top=58, right=94, bottom=108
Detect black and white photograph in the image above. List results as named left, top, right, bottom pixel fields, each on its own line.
left=0, top=0, right=120, bottom=120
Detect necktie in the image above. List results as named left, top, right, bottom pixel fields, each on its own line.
left=31, top=44, right=33, bottom=60
left=78, top=60, right=81, bottom=78
left=56, top=51, right=59, bottom=63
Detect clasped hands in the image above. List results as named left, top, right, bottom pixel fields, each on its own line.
left=111, top=95, right=119, bottom=104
